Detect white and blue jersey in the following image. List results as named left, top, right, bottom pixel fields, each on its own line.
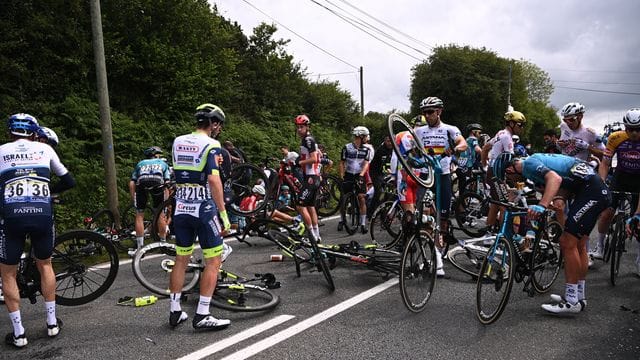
left=131, top=158, right=171, bottom=188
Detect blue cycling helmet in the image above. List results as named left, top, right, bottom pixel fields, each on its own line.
left=492, top=152, right=515, bottom=180
left=37, top=126, right=59, bottom=147
left=8, top=113, right=40, bottom=137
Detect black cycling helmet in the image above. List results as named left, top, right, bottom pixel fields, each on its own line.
left=195, top=103, right=226, bottom=125
left=143, top=146, right=163, bottom=158
left=465, top=123, right=483, bottom=133
left=492, top=152, right=515, bottom=181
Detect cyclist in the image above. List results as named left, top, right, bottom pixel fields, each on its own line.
left=368, top=135, right=394, bottom=218
left=493, top=152, right=610, bottom=314
left=456, top=123, right=483, bottom=195
left=512, top=135, right=528, bottom=157
left=592, top=109, right=640, bottom=276
left=0, top=113, right=76, bottom=348
left=129, top=146, right=171, bottom=255
left=293, top=115, right=323, bottom=241
left=168, top=103, right=231, bottom=331
left=415, top=97, right=467, bottom=276
left=557, top=102, right=604, bottom=162
left=339, top=126, right=372, bottom=234
left=36, top=127, right=59, bottom=148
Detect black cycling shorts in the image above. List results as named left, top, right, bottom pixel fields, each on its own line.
left=564, top=176, right=611, bottom=238
left=610, top=170, right=640, bottom=211
left=297, top=175, right=321, bottom=207
left=0, top=216, right=54, bottom=265
left=135, top=182, right=165, bottom=211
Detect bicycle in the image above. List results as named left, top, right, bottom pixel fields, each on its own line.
left=85, top=202, right=155, bottom=252
left=475, top=196, right=563, bottom=325
left=605, top=191, right=637, bottom=285
left=18, top=230, right=119, bottom=306
left=339, top=177, right=367, bottom=235
left=131, top=241, right=280, bottom=312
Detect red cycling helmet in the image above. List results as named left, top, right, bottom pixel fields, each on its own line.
left=294, top=114, right=310, bottom=125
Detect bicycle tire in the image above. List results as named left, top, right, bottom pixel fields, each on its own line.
left=212, top=283, right=280, bottom=312
left=476, top=236, right=514, bottom=324
left=151, top=197, right=175, bottom=243
left=400, top=230, right=436, bottom=313
left=340, top=192, right=360, bottom=235
left=308, top=233, right=335, bottom=291
left=316, top=174, right=342, bottom=217
left=530, top=221, right=563, bottom=293
left=447, top=244, right=488, bottom=279
left=387, top=113, right=434, bottom=188
left=131, top=242, right=200, bottom=296
left=369, top=200, right=403, bottom=249
left=610, top=215, right=625, bottom=286
left=53, top=230, right=119, bottom=306
left=454, top=192, right=489, bottom=238
left=226, top=163, right=271, bottom=217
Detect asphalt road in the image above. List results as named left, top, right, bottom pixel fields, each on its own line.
left=4, top=215, right=640, bottom=360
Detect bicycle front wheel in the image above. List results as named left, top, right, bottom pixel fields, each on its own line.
left=316, top=174, right=342, bottom=217
left=531, top=221, right=563, bottom=293
left=308, top=234, right=335, bottom=291
left=400, top=231, right=436, bottom=313
left=340, top=192, right=360, bottom=235
left=212, top=283, right=280, bottom=312
left=476, top=236, right=514, bottom=324
left=53, top=230, right=119, bottom=306
left=369, top=200, right=403, bottom=249
left=387, top=113, right=434, bottom=188
left=225, top=163, right=270, bottom=217
left=610, top=215, right=626, bottom=286
left=454, top=192, right=489, bottom=238
left=131, top=242, right=200, bottom=296
left=447, top=244, right=488, bottom=279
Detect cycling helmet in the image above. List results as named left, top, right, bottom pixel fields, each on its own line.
left=465, top=123, right=483, bottom=132
left=294, top=114, right=310, bottom=126
left=512, top=135, right=520, bottom=143
left=143, top=146, right=163, bottom=158
left=622, top=108, right=640, bottom=128
left=281, top=185, right=290, bottom=191
left=492, top=152, right=515, bottom=181
left=252, top=184, right=266, bottom=196
left=8, top=113, right=39, bottom=137
left=504, top=110, right=526, bottom=123
left=411, top=115, right=427, bottom=126
left=37, top=127, right=59, bottom=147
left=560, top=102, right=586, bottom=118
left=419, top=97, right=444, bottom=110
left=195, top=103, right=225, bottom=124
left=352, top=126, right=370, bottom=137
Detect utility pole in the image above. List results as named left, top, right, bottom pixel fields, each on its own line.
left=507, top=62, right=514, bottom=112
left=359, top=66, right=364, bottom=117
left=90, top=0, right=120, bottom=226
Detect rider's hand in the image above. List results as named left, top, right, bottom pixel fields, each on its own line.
left=219, top=210, right=231, bottom=232
left=528, top=204, right=546, bottom=219
left=625, top=214, right=640, bottom=237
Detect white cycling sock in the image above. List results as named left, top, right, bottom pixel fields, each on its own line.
left=136, top=236, right=144, bottom=248
left=9, top=310, right=24, bottom=336
left=312, top=225, right=320, bottom=239
left=565, top=283, right=578, bottom=305
left=577, top=280, right=586, bottom=301
left=170, top=293, right=182, bottom=312
left=597, top=232, right=606, bottom=249
left=45, top=301, right=56, bottom=326
left=360, top=215, right=366, bottom=226
left=196, top=295, right=211, bottom=316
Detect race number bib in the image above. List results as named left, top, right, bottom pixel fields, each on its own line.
left=175, top=184, right=209, bottom=202
left=4, top=178, right=50, bottom=203
left=569, top=162, right=594, bottom=180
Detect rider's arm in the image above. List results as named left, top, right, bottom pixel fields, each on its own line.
left=50, top=172, right=76, bottom=194
left=598, top=157, right=611, bottom=181
left=452, top=134, right=467, bottom=153
left=538, top=170, right=562, bottom=208
left=128, top=180, right=136, bottom=202
left=481, top=142, right=491, bottom=167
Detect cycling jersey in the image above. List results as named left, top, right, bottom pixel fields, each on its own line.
left=340, top=143, right=371, bottom=175
left=458, top=135, right=479, bottom=169
left=414, top=122, right=461, bottom=175
left=559, top=123, right=603, bottom=161
left=604, top=130, right=640, bottom=174
left=299, top=134, right=321, bottom=176
left=487, top=129, right=514, bottom=164
left=131, top=158, right=171, bottom=189
left=521, top=153, right=595, bottom=191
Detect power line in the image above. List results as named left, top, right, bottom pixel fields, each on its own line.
left=309, top=71, right=358, bottom=76
left=309, top=0, right=422, bottom=61
left=555, top=86, right=640, bottom=96
left=548, top=68, right=640, bottom=75
left=239, top=0, right=358, bottom=70
left=554, top=79, right=640, bottom=86
left=336, top=0, right=434, bottom=50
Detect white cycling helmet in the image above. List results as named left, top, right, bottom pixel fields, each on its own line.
left=560, top=102, right=586, bottom=117
left=352, top=126, right=369, bottom=137
left=623, top=108, right=640, bottom=128
left=419, top=97, right=444, bottom=109
left=252, top=184, right=266, bottom=196
left=512, top=135, right=520, bottom=143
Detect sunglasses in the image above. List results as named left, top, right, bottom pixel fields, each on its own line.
left=514, top=123, right=524, bottom=128
left=563, top=116, right=578, bottom=122
left=423, top=109, right=437, bottom=115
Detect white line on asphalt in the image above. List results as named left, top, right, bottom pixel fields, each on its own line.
left=175, top=315, right=296, bottom=360
left=220, top=278, right=399, bottom=360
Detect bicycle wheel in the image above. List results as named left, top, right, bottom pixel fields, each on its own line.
left=212, top=283, right=280, bottom=312
left=121, top=204, right=154, bottom=249
left=530, top=221, right=563, bottom=293
left=131, top=242, right=200, bottom=296
left=387, top=113, right=434, bottom=188
left=308, top=233, right=335, bottom=291
left=151, top=197, right=175, bottom=243
left=53, top=230, right=119, bottom=306
left=369, top=200, right=403, bottom=249
left=340, top=192, right=360, bottom=235
left=447, top=244, right=488, bottom=279
left=400, top=230, right=436, bottom=313
left=454, top=192, right=489, bottom=237
left=249, top=218, right=314, bottom=262
left=476, top=236, right=514, bottom=324
left=316, top=174, right=342, bottom=217
left=610, top=215, right=626, bottom=286
left=226, top=163, right=270, bottom=217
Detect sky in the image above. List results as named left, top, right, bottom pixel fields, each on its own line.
left=212, top=0, right=640, bottom=133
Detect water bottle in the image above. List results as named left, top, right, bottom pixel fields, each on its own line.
left=524, top=230, right=536, bottom=252
left=134, top=295, right=158, bottom=307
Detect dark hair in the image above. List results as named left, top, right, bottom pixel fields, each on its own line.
left=543, top=129, right=558, bottom=137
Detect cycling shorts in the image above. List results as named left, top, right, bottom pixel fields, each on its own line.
left=135, top=185, right=165, bottom=211
left=342, top=173, right=366, bottom=195
left=0, top=216, right=54, bottom=265
left=296, top=175, right=321, bottom=207
left=609, top=170, right=640, bottom=211
left=172, top=200, right=223, bottom=258
left=564, top=175, right=611, bottom=238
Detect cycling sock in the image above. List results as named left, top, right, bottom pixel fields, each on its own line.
left=360, top=215, right=366, bottom=226
left=196, top=296, right=211, bottom=316
left=159, top=237, right=166, bottom=242
left=596, top=232, right=606, bottom=249
left=45, top=301, right=56, bottom=326
left=312, top=225, right=320, bottom=239
left=170, top=293, right=182, bottom=312
left=577, top=280, right=586, bottom=301
left=136, top=236, right=144, bottom=248
left=9, top=310, right=24, bottom=336
left=565, top=283, right=578, bottom=305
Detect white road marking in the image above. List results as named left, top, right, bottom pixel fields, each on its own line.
left=175, top=315, right=296, bottom=360
left=220, top=278, right=399, bottom=360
